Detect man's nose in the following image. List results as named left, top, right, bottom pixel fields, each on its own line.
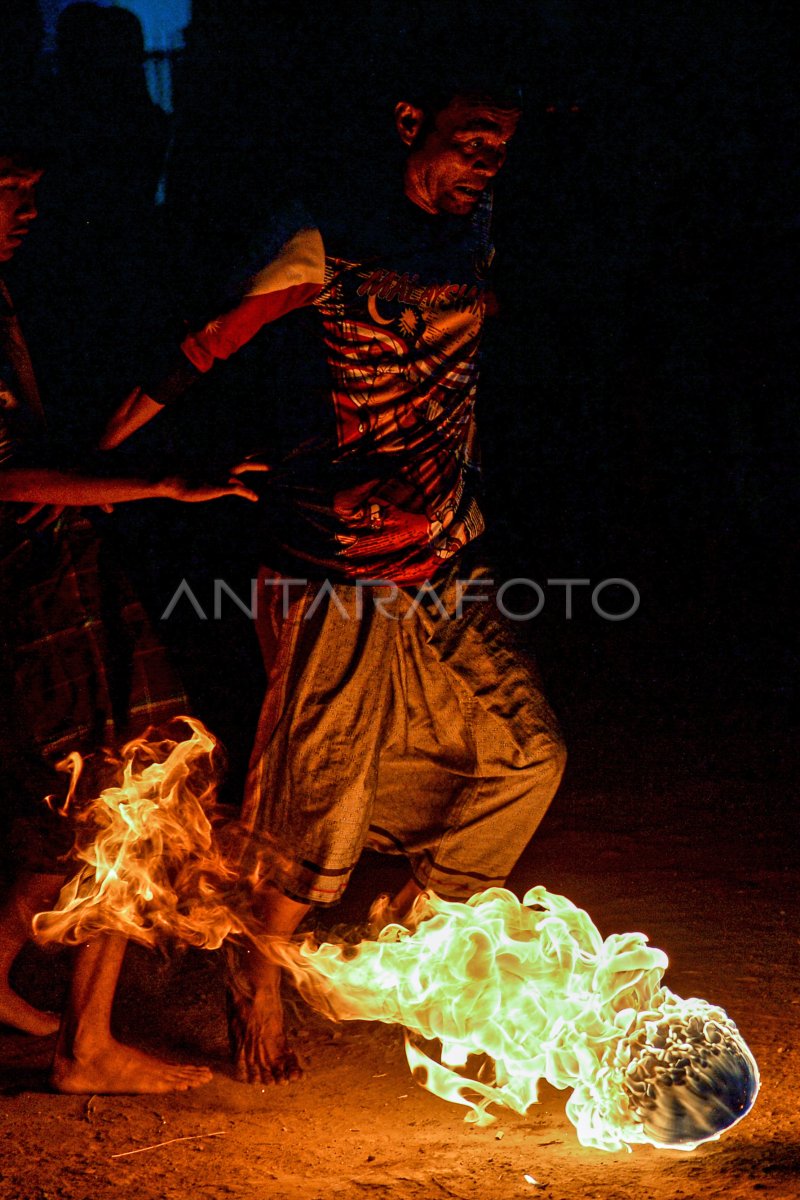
left=16, top=190, right=38, bottom=221
left=473, top=146, right=507, bottom=177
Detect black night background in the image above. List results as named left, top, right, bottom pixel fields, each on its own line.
left=0, top=2, right=796, bottom=1198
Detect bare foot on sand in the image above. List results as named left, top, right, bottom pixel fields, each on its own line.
left=51, top=1037, right=213, bottom=1094
left=0, top=985, right=60, bottom=1037
left=227, top=966, right=302, bottom=1086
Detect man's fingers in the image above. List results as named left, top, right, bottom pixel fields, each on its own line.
left=38, top=505, right=64, bottom=526
left=16, top=504, right=66, bottom=530
left=16, top=502, right=46, bottom=524
left=226, top=478, right=260, bottom=502
left=36, top=505, right=67, bottom=529
left=231, top=460, right=271, bottom=475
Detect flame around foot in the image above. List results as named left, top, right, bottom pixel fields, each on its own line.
left=275, top=887, right=759, bottom=1152
left=29, top=725, right=758, bottom=1147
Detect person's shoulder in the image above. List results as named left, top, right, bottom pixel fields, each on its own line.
left=223, top=194, right=322, bottom=298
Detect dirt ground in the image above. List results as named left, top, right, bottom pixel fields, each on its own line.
left=0, top=715, right=796, bottom=1200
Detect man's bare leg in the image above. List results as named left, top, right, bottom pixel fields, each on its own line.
left=0, top=872, right=63, bottom=1035
left=51, top=932, right=212, bottom=1094
left=228, top=878, right=422, bottom=1084
left=386, top=877, right=425, bottom=924
left=227, top=885, right=308, bottom=1085
left=368, top=877, right=425, bottom=935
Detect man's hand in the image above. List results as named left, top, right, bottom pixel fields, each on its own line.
left=161, top=461, right=270, bottom=504
left=16, top=503, right=67, bottom=528
left=16, top=501, right=116, bottom=527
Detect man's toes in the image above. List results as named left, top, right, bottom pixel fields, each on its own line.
left=239, top=1044, right=269, bottom=1085
left=284, top=1055, right=302, bottom=1083
left=272, top=1052, right=301, bottom=1084
left=256, top=1047, right=277, bottom=1085
left=183, top=1076, right=210, bottom=1091
left=182, top=1068, right=212, bottom=1087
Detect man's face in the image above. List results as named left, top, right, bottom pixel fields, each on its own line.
left=397, top=96, right=520, bottom=217
left=0, top=159, right=42, bottom=263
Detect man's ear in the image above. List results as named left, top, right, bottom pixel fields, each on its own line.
left=394, top=101, right=425, bottom=147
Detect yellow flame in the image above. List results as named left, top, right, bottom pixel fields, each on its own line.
left=32, top=723, right=758, bottom=1153
left=45, top=750, right=83, bottom=817
left=277, top=888, right=759, bottom=1152
left=33, top=718, right=265, bottom=950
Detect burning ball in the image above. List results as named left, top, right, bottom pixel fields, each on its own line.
left=282, top=886, right=759, bottom=1152
left=623, top=1003, right=759, bottom=1148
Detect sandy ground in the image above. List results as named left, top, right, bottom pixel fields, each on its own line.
left=0, top=716, right=796, bottom=1200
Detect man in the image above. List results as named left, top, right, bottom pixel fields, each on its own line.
left=0, top=143, right=260, bottom=1092
left=100, top=88, right=567, bottom=1085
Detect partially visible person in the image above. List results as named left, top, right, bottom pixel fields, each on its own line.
left=0, top=143, right=261, bottom=1092
left=98, top=81, right=567, bottom=1086
left=12, top=2, right=171, bottom=451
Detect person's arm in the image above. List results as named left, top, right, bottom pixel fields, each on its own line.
left=0, top=464, right=265, bottom=507
left=98, top=225, right=326, bottom=451
left=97, top=387, right=165, bottom=451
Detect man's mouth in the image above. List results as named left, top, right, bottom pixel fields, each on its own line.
left=453, top=184, right=482, bottom=200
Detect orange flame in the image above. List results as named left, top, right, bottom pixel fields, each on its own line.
left=275, top=888, right=759, bottom=1152
left=32, top=726, right=759, bottom=1153
left=33, top=718, right=267, bottom=950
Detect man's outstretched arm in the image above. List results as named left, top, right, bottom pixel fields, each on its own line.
left=98, top=225, right=325, bottom=451
left=0, top=462, right=266, bottom=506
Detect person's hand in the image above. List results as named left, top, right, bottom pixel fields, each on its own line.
left=16, top=503, right=67, bottom=528
left=16, top=502, right=115, bottom=527
left=163, top=461, right=271, bottom=504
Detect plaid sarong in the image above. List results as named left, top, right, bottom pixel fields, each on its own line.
left=0, top=513, right=187, bottom=871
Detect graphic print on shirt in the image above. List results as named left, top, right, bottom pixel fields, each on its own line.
left=169, top=197, right=495, bottom=582
left=313, top=240, right=488, bottom=571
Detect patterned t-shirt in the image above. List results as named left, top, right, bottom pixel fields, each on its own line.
left=149, top=192, right=496, bottom=584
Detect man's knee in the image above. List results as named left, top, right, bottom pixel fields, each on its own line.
left=520, top=730, right=567, bottom=800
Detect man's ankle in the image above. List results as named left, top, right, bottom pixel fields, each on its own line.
left=57, top=1017, right=107, bottom=1061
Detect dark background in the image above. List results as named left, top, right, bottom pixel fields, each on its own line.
left=2, top=0, right=796, bottom=807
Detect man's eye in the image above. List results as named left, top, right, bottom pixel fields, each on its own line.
left=465, top=139, right=483, bottom=152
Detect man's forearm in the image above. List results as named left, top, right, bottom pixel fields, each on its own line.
left=0, top=466, right=263, bottom=507
left=0, top=467, right=172, bottom=505
left=97, top=387, right=165, bottom=450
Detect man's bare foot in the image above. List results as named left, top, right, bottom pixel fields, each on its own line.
left=0, top=984, right=60, bottom=1036
left=227, top=966, right=302, bottom=1086
left=51, top=1037, right=213, bottom=1094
